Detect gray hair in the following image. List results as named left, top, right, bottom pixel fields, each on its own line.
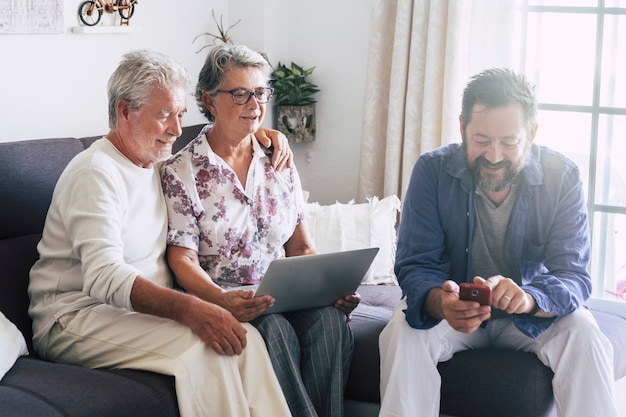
left=107, top=50, right=191, bottom=129
left=195, top=44, right=271, bottom=122
left=461, top=68, right=537, bottom=133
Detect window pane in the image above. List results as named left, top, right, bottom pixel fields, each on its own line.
left=533, top=110, right=591, bottom=198
left=600, top=15, right=626, bottom=108
left=529, top=0, right=598, bottom=5
left=591, top=212, right=626, bottom=302
left=525, top=13, right=596, bottom=105
left=605, top=0, right=626, bottom=6
left=594, top=114, right=626, bottom=207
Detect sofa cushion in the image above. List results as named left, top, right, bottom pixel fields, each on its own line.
left=0, top=357, right=179, bottom=417
left=345, top=302, right=393, bottom=402
left=346, top=285, right=399, bottom=403
left=0, top=138, right=84, bottom=349
left=586, top=298, right=626, bottom=379
left=0, top=235, right=41, bottom=353
left=79, top=135, right=104, bottom=149
left=306, top=196, right=401, bottom=285
left=438, top=348, right=555, bottom=417
left=173, top=125, right=204, bottom=154
left=0, top=138, right=84, bottom=240
left=0, top=312, right=28, bottom=380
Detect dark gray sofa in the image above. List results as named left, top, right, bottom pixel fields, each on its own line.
left=1, top=125, right=625, bottom=417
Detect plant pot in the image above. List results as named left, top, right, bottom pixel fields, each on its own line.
left=275, top=105, right=316, bottom=143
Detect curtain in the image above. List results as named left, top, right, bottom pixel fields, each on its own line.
left=357, top=0, right=521, bottom=202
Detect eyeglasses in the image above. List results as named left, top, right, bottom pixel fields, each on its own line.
left=216, top=87, right=274, bottom=105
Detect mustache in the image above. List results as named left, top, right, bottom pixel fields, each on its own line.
left=475, top=157, right=510, bottom=170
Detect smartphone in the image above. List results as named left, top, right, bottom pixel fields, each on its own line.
left=459, top=283, right=492, bottom=305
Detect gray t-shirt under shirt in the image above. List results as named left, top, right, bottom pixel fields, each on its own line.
left=471, top=184, right=519, bottom=318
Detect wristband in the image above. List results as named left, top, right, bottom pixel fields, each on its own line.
left=526, top=299, right=541, bottom=317
left=513, top=294, right=541, bottom=318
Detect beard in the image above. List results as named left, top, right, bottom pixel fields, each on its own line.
left=465, top=142, right=531, bottom=193
left=469, top=157, right=518, bottom=192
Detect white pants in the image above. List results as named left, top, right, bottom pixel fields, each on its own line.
left=379, top=299, right=618, bottom=417
left=41, top=304, right=292, bottom=417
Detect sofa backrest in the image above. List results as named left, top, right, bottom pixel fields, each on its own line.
left=0, top=137, right=85, bottom=350
left=0, top=125, right=203, bottom=352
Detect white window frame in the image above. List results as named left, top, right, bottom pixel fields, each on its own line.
left=519, top=0, right=626, bottom=302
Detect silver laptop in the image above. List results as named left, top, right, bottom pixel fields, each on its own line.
left=248, top=247, right=379, bottom=315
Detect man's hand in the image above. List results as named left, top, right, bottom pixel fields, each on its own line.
left=335, top=292, right=361, bottom=322
left=476, top=275, right=536, bottom=315
left=425, top=280, right=491, bottom=333
left=221, top=289, right=274, bottom=322
left=255, top=128, right=293, bottom=170
left=130, top=277, right=248, bottom=356
left=183, top=298, right=249, bottom=356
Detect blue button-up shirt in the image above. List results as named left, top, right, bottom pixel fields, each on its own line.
left=395, top=143, right=592, bottom=338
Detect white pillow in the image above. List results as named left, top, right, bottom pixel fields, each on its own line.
left=0, top=311, right=28, bottom=381
left=306, top=195, right=401, bottom=285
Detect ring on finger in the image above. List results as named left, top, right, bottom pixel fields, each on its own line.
left=503, top=295, right=512, bottom=301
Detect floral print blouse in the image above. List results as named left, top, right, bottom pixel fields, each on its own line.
left=161, top=125, right=306, bottom=285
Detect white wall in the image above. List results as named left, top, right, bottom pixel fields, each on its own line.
left=0, top=0, right=374, bottom=204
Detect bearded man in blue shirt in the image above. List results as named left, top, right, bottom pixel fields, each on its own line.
left=379, top=68, right=618, bottom=417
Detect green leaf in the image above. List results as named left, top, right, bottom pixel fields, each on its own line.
left=270, top=61, right=320, bottom=106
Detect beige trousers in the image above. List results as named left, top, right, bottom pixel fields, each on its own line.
left=42, top=304, right=291, bottom=417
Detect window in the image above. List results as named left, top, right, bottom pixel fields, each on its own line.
left=519, top=0, right=626, bottom=302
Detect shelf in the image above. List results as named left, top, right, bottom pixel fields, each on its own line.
left=71, top=25, right=141, bottom=34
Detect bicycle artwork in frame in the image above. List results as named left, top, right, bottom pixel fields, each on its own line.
left=78, top=0, right=138, bottom=27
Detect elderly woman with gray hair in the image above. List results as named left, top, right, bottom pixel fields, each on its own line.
left=161, top=43, right=359, bottom=417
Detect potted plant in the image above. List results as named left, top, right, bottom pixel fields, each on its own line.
left=270, top=62, right=320, bottom=143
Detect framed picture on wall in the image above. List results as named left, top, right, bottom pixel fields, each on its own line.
left=0, top=0, right=63, bottom=34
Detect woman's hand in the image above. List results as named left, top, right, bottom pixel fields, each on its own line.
left=221, top=289, right=275, bottom=322
left=255, top=128, right=293, bottom=170
left=335, top=292, right=361, bottom=322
